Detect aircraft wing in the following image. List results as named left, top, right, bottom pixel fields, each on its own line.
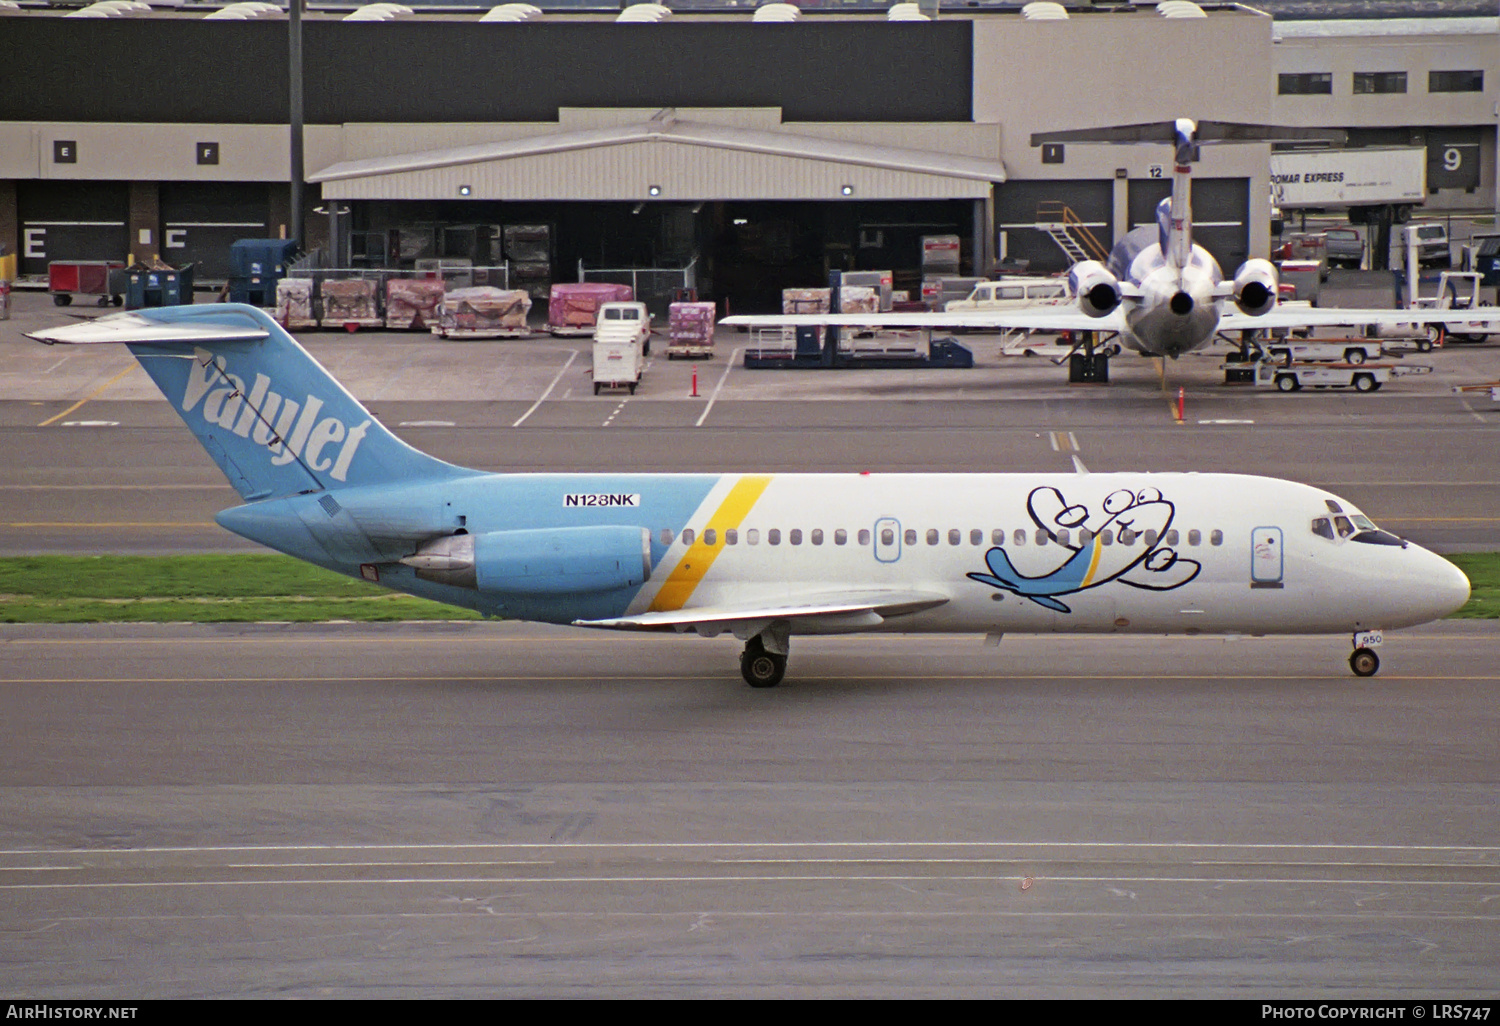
left=574, top=588, right=949, bottom=633
left=720, top=308, right=1124, bottom=333
left=1222, top=306, right=1500, bottom=333
left=26, top=311, right=270, bottom=346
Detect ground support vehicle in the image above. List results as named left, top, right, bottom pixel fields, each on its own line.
left=434, top=287, right=532, bottom=339
left=1412, top=272, right=1498, bottom=343
left=666, top=301, right=715, bottom=358
left=1453, top=382, right=1500, bottom=403
left=48, top=260, right=123, bottom=307
left=1251, top=357, right=1429, bottom=393
left=744, top=326, right=973, bottom=370
left=1265, top=338, right=1385, bottom=365
left=592, top=301, right=651, bottom=394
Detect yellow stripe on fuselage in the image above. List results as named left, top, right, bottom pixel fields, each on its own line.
left=649, top=474, right=774, bottom=612
left=1079, top=535, right=1104, bottom=588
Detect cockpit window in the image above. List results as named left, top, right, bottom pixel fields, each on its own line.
left=1311, top=517, right=1335, bottom=540
left=1350, top=529, right=1405, bottom=546
left=1335, top=516, right=1355, bottom=538
left=1325, top=499, right=1344, bottom=514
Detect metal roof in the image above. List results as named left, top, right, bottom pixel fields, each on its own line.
left=309, top=116, right=1007, bottom=201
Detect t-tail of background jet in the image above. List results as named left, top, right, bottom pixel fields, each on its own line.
left=29, top=305, right=467, bottom=503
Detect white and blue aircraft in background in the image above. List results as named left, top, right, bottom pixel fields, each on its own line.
left=30, top=305, right=1470, bottom=686
left=721, top=119, right=1500, bottom=363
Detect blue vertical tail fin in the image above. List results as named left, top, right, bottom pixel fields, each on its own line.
left=28, top=304, right=468, bottom=501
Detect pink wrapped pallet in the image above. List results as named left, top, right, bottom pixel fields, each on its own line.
left=436, top=287, right=533, bottom=339
left=666, top=301, right=716, bottom=358
left=275, top=278, right=316, bottom=330
left=319, top=278, right=381, bottom=330
left=385, top=278, right=446, bottom=330
left=548, top=282, right=632, bottom=336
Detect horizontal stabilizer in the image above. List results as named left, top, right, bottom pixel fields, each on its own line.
left=25, top=311, right=270, bottom=347
left=574, top=589, right=949, bottom=632
left=1031, top=120, right=1346, bottom=147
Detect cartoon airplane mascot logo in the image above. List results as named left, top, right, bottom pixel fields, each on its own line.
left=968, top=486, right=1201, bottom=613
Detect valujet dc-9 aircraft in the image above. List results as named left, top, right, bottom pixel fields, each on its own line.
left=31, top=306, right=1470, bottom=686
left=720, top=119, right=1500, bottom=361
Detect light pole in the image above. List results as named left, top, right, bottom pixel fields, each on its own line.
left=289, top=0, right=304, bottom=247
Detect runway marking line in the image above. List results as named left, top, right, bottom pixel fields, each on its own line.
left=5, top=840, right=1498, bottom=856
left=511, top=350, right=578, bottom=428
left=36, top=365, right=137, bottom=428
left=695, top=348, right=740, bottom=427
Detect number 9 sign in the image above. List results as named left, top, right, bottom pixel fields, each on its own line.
left=1444, top=147, right=1463, bottom=173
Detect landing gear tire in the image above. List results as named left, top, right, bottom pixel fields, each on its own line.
left=740, top=637, right=787, bottom=689
left=1349, top=647, right=1380, bottom=677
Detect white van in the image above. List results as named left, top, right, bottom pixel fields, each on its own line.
left=944, top=277, right=1069, bottom=313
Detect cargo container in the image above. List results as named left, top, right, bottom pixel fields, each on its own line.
left=549, top=282, right=632, bottom=336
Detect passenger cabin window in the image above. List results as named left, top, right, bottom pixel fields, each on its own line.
left=811, top=529, right=823, bottom=545
left=1035, top=529, right=1050, bottom=546
left=703, top=529, right=716, bottom=546
left=971, top=529, right=983, bottom=546
left=906, top=529, right=918, bottom=546
left=745, top=529, right=759, bottom=545
left=1055, top=529, right=1069, bottom=546
left=856, top=529, right=869, bottom=546
left=1188, top=530, right=1201, bottom=546
left=725, top=529, right=738, bottom=545
left=1013, top=529, right=1026, bottom=546
left=1164, top=530, right=1178, bottom=546
left=883, top=529, right=897, bottom=546
left=992, top=529, right=1005, bottom=546
left=1099, top=530, right=1112, bottom=545
left=836, top=529, right=848, bottom=546
left=948, top=529, right=961, bottom=546
left=926, top=529, right=938, bottom=546
left=1210, top=530, right=1223, bottom=546
left=660, top=529, right=673, bottom=546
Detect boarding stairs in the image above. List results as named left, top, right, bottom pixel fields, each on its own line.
left=1036, top=202, right=1110, bottom=265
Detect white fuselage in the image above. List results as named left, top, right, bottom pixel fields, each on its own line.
left=616, top=472, right=1467, bottom=638
left=1120, top=244, right=1226, bottom=358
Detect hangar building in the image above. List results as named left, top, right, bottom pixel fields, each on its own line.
left=0, top=1, right=1494, bottom=312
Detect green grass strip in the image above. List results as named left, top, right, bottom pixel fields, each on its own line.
left=0, top=552, right=1494, bottom=624
left=0, top=555, right=481, bottom=623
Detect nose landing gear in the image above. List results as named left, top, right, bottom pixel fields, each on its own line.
left=1349, top=630, right=1383, bottom=677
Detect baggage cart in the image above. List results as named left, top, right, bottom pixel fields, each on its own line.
left=549, top=282, right=632, bottom=336
left=48, top=260, right=124, bottom=307
left=322, top=278, right=382, bottom=331
left=666, top=301, right=716, bottom=358
left=384, top=278, right=444, bottom=330
left=436, top=287, right=533, bottom=338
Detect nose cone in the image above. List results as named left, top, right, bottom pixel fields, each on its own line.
left=1431, top=554, right=1472, bottom=619
left=1407, top=549, right=1471, bottom=624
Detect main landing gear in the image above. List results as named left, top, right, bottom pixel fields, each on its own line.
left=740, top=634, right=788, bottom=688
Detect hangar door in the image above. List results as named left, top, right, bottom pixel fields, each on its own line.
left=1128, top=177, right=1250, bottom=272
left=995, top=179, right=1113, bottom=275
left=17, top=181, right=129, bottom=277
left=160, top=183, right=270, bottom=280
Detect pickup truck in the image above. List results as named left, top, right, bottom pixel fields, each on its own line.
left=1324, top=227, right=1364, bottom=269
